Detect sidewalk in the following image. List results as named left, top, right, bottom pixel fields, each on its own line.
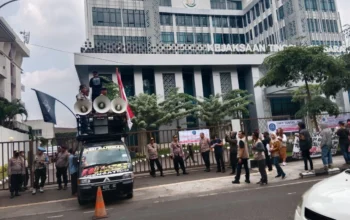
left=0, top=156, right=347, bottom=219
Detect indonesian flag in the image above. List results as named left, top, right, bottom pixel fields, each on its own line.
left=116, top=68, right=134, bottom=130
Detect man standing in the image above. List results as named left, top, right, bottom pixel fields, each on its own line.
left=336, top=121, right=350, bottom=165
left=225, top=132, right=238, bottom=175
left=211, top=135, right=225, bottom=173
left=262, top=132, right=273, bottom=171
left=89, top=71, right=108, bottom=102
left=76, top=85, right=91, bottom=135
left=8, top=150, right=25, bottom=198
left=199, top=133, right=211, bottom=172
left=55, top=146, right=69, bottom=190
left=146, top=137, right=164, bottom=177
left=298, top=122, right=313, bottom=171
left=232, top=131, right=250, bottom=184
left=68, top=148, right=78, bottom=196
left=185, top=143, right=196, bottom=163
left=170, top=135, right=188, bottom=176
left=32, top=147, right=48, bottom=195
left=320, top=124, right=333, bottom=170
left=19, top=151, right=29, bottom=191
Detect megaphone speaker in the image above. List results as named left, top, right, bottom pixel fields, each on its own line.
left=93, top=95, right=111, bottom=114
left=74, top=100, right=92, bottom=115
left=111, top=98, right=127, bottom=114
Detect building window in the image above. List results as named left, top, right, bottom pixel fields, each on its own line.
left=142, top=68, right=155, bottom=95
left=263, top=18, right=268, bottom=31
left=259, top=22, right=263, bottom=34
left=229, top=16, right=243, bottom=28
left=268, top=15, right=273, bottom=27
left=92, top=8, right=122, bottom=27
left=245, top=32, right=250, bottom=43
left=193, top=15, right=209, bottom=27
left=305, top=0, right=318, bottom=11
left=328, top=0, right=336, bottom=12
left=210, top=0, right=226, bottom=9
left=278, top=6, right=284, bottom=21
left=333, top=20, right=339, bottom=32
left=322, top=19, right=327, bottom=32
left=307, top=19, right=315, bottom=32
left=160, top=0, right=172, bottom=7
left=320, top=0, right=327, bottom=11
left=247, top=12, right=251, bottom=24
left=122, top=9, right=145, bottom=27
left=220, top=72, right=232, bottom=97
left=177, top=32, right=194, bottom=44
left=270, top=97, right=301, bottom=117
left=163, top=73, right=176, bottom=99
left=314, top=19, right=319, bottom=32
left=265, top=0, right=270, bottom=9
left=255, top=4, right=260, bottom=17
left=32, top=129, right=42, bottom=137
left=125, top=36, right=147, bottom=45
left=195, top=33, right=211, bottom=44
left=94, top=35, right=123, bottom=45
left=201, top=68, right=213, bottom=98
left=212, top=15, right=228, bottom=27
left=161, top=32, right=174, bottom=43
left=254, top=25, right=258, bottom=37
left=160, top=13, right=173, bottom=25
left=120, top=68, right=135, bottom=97
left=176, top=14, right=193, bottom=26
left=227, top=0, right=242, bottom=10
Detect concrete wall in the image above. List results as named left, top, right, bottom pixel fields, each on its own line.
left=25, top=120, right=55, bottom=139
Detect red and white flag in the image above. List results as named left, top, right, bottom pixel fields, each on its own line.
left=116, top=68, right=134, bottom=130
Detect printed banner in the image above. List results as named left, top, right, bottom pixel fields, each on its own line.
left=267, top=120, right=303, bottom=133
left=319, top=114, right=350, bottom=128
left=178, top=129, right=210, bottom=144
left=292, top=132, right=339, bottom=159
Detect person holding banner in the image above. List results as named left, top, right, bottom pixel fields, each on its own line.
left=270, top=133, right=286, bottom=179
left=170, top=135, right=188, bottom=176
left=277, top=128, right=287, bottom=166
left=199, top=132, right=211, bottom=172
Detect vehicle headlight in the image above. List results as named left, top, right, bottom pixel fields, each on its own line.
left=296, top=196, right=303, bottom=215
left=123, top=173, right=134, bottom=179
left=78, top=179, right=90, bottom=185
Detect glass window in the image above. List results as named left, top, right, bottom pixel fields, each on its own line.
left=195, top=33, right=211, bottom=44
left=161, top=32, right=174, bottom=43
left=214, top=34, right=231, bottom=44
left=270, top=97, right=300, bottom=117
left=261, top=0, right=265, bottom=12
left=160, top=0, right=172, bottom=7
left=125, top=36, right=147, bottom=46
left=243, top=16, right=247, bottom=27
left=320, top=0, right=328, bottom=11
left=237, top=16, right=243, bottom=28
left=213, top=16, right=228, bottom=27
left=254, top=25, right=258, bottom=37
left=142, top=68, right=155, bottom=95
left=94, top=35, right=123, bottom=45
left=249, top=30, right=253, bottom=40
left=329, top=0, right=336, bottom=12
left=264, top=18, right=268, bottom=31
left=278, top=6, right=284, bottom=21
left=177, top=32, right=194, bottom=44
left=210, top=0, right=226, bottom=9
left=227, top=0, right=243, bottom=10
left=93, top=8, right=122, bottom=27
left=305, top=0, right=317, bottom=11
left=314, top=19, right=319, bottom=32
left=255, top=4, right=260, bottom=17
left=268, top=15, right=273, bottom=27
left=265, top=0, right=270, bottom=9
left=259, top=22, right=263, bottom=34
left=333, top=20, right=338, bottom=32
left=327, top=20, right=333, bottom=32
left=229, top=16, right=237, bottom=28
left=193, top=15, right=209, bottom=27
left=176, top=14, right=193, bottom=26
left=160, top=13, right=173, bottom=25
left=123, top=9, right=145, bottom=27
left=322, top=19, right=327, bottom=32
left=245, top=32, right=250, bottom=43
left=252, top=8, right=256, bottom=20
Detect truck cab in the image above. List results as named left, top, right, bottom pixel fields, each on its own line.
left=77, top=140, right=134, bottom=205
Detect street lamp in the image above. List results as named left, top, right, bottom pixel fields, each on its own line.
left=0, top=0, right=19, bottom=9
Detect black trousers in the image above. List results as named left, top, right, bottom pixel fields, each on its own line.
left=235, top=158, right=250, bottom=181
left=215, top=152, right=225, bottom=171
left=258, top=160, right=267, bottom=182
left=10, top=174, right=22, bottom=194
left=302, top=150, right=313, bottom=171
left=185, top=150, right=195, bottom=162
left=150, top=158, right=163, bottom=175
left=56, top=167, right=68, bottom=187
left=21, top=168, right=29, bottom=188
left=265, top=154, right=273, bottom=171
left=34, top=168, right=47, bottom=189
left=173, top=155, right=186, bottom=173
left=201, top=151, right=210, bottom=170
left=71, top=172, right=78, bottom=195
left=230, top=152, right=237, bottom=173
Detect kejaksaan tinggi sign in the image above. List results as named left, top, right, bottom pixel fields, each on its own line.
left=206, top=44, right=347, bottom=53
left=267, top=120, right=303, bottom=133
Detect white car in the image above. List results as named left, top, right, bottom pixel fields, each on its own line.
left=295, top=169, right=350, bottom=220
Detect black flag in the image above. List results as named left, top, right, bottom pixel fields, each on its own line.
left=33, top=89, right=57, bottom=124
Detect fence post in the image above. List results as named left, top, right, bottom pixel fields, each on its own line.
left=29, top=140, right=34, bottom=188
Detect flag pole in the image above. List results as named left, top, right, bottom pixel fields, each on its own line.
left=31, top=89, right=77, bottom=119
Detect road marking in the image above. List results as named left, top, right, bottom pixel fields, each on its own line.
left=288, top=192, right=296, bottom=195
left=47, top=215, right=63, bottom=218
left=0, top=198, right=76, bottom=210
left=83, top=208, right=113, bottom=214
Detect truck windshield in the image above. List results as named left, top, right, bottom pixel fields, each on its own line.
left=81, top=145, right=129, bottom=167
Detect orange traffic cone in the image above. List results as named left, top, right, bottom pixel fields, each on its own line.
left=93, top=187, right=108, bottom=219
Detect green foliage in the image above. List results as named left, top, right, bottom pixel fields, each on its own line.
left=291, top=84, right=322, bottom=103
left=295, top=96, right=339, bottom=118
left=195, top=90, right=252, bottom=126
left=100, top=76, right=119, bottom=100
left=0, top=98, right=28, bottom=128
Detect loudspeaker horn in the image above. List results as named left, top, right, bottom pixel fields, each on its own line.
left=111, top=98, right=127, bottom=114
left=74, top=100, right=92, bottom=115
left=93, top=95, right=111, bottom=114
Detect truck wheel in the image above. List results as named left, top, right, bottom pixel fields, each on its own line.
left=126, top=192, right=133, bottom=199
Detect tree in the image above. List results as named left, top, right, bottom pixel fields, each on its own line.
left=0, top=98, right=28, bottom=128
left=255, top=46, right=349, bottom=131
left=100, top=76, right=119, bottom=100
left=195, top=90, right=252, bottom=134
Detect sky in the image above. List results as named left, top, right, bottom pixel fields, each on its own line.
left=1, top=0, right=350, bottom=128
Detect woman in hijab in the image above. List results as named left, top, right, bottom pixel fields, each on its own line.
left=270, top=133, right=286, bottom=179
left=277, top=128, right=287, bottom=166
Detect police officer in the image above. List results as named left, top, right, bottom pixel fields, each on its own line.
left=146, top=137, right=164, bottom=177
left=8, top=150, right=25, bottom=198
left=170, top=135, right=189, bottom=176
left=19, top=151, right=29, bottom=191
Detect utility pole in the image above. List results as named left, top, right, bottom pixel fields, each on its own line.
left=0, top=0, right=19, bottom=9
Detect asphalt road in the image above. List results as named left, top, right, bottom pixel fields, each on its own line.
left=11, top=177, right=324, bottom=220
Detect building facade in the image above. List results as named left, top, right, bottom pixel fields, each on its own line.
left=74, top=0, right=349, bottom=131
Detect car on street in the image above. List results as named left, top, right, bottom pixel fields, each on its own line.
left=294, top=169, right=350, bottom=220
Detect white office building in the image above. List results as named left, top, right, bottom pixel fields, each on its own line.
left=74, top=0, right=349, bottom=131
